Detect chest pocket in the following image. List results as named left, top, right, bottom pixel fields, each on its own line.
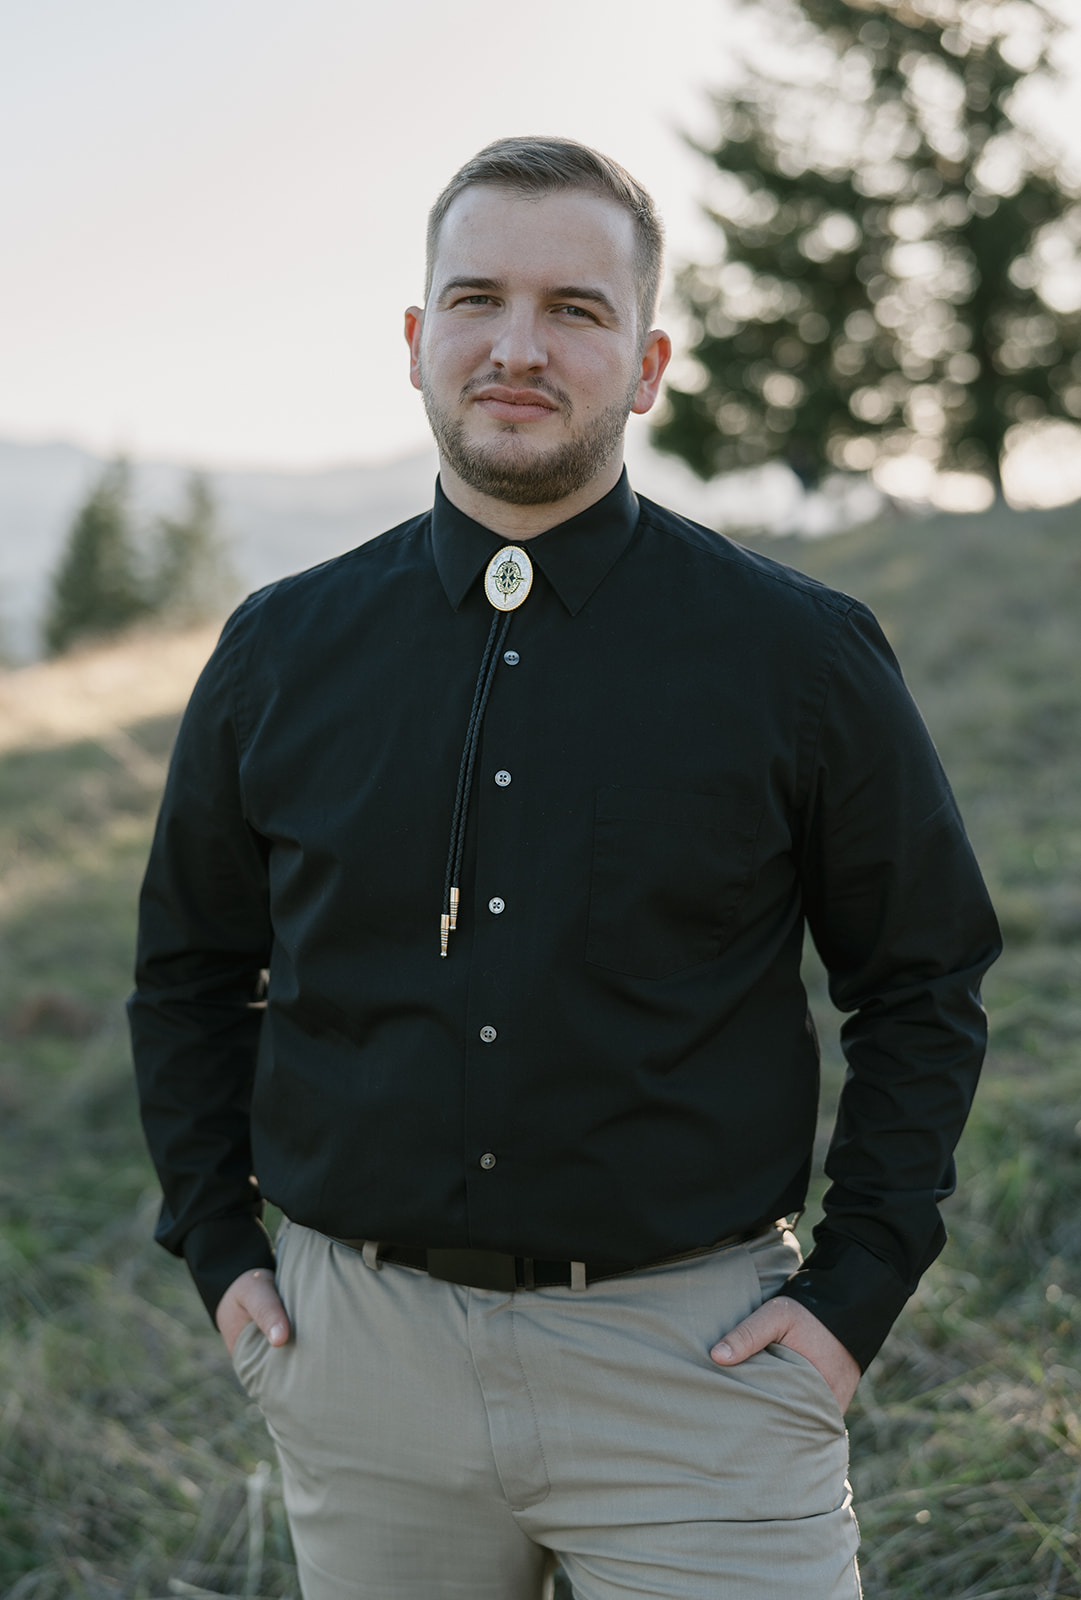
left=585, top=785, right=762, bottom=980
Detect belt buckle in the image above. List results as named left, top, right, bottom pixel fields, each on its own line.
left=426, top=1248, right=519, bottom=1292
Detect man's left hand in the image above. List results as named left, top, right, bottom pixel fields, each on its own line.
left=710, top=1296, right=861, bottom=1414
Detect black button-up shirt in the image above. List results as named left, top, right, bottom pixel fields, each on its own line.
left=129, top=471, right=1000, bottom=1370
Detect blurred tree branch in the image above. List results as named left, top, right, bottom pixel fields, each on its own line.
left=654, top=0, right=1081, bottom=498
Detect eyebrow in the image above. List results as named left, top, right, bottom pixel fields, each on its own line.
left=547, top=284, right=620, bottom=320
left=435, top=276, right=504, bottom=302
left=435, top=276, right=620, bottom=320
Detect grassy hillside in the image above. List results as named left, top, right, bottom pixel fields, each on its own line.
left=0, top=636, right=295, bottom=1599
left=0, top=498, right=1079, bottom=1597
left=762, top=498, right=1081, bottom=1599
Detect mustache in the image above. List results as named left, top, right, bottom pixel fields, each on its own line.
left=459, top=373, right=573, bottom=412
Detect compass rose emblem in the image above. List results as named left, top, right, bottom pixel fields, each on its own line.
left=484, top=545, right=534, bottom=611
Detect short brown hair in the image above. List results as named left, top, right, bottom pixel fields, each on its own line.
left=425, top=135, right=664, bottom=341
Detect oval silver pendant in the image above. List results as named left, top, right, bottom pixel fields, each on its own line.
left=484, top=546, right=533, bottom=611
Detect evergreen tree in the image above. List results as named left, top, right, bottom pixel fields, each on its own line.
left=152, top=472, right=235, bottom=624
left=44, top=459, right=148, bottom=655
left=653, top=0, right=1081, bottom=496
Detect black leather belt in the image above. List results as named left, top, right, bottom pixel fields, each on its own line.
left=329, top=1225, right=775, bottom=1293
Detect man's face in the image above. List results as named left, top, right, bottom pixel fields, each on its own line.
left=405, top=186, right=668, bottom=508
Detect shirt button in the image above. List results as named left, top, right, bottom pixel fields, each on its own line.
left=479, top=1025, right=498, bottom=1043
left=479, top=1152, right=497, bottom=1170
left=503, top=650, right=520, bottom=666
left=494, top=770, right=512, bottom=787
left=488, top=897, right=505, bottom=915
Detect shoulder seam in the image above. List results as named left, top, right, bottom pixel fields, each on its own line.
left=635, top=498, right=859, bottom=618
left=795, top=604, right=857, bottom=813
left=240, top=510, right=432, bottom=610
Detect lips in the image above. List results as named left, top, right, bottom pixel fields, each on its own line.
left=472, top=386, right=559, bottom=422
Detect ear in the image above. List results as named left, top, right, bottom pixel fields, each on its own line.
left=404, top=306, right=424, bottom=392
left=631, top=329, right=673, bottom=416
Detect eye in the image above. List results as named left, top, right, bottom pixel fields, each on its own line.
left=556, top=304, right=596, bottom=320
left=453, top=293, right=495, bottom=308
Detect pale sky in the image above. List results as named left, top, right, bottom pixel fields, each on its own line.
left=3, top=0, right=1079, bottom=489
left=1, top=0, right=741, bottom=469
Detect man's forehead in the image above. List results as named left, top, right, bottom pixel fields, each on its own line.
left=431, top=185, right=639, bottom=290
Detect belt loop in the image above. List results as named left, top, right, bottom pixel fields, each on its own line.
left=362, top=1240, right=382, bottom=1271
left=519, top=1257, right=535, bottom=1289
left=570, top=1260, right=587, bottom=1292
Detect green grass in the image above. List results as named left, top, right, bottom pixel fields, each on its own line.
left=0, top=720, right=295, bottom=1599
left=775, top=496, right=1081, bottom=1598
left=1, top=495, right=1080, bottom=1596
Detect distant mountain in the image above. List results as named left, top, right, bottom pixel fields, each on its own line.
left=0, top=431, right=876, bottom=661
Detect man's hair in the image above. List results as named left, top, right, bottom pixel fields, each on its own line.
left=425, top=135, right=664, bottom=341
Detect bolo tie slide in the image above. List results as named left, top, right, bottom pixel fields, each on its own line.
left=440, top=545, right=533, bottom=957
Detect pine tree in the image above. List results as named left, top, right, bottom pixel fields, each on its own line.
left=152, top=472, right=235, bottom=624
left=44, top=459, right=148, bottom=655
left=653, top=0, right=1081, bottom=497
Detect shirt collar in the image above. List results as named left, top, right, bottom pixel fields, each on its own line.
left=430, top=469, right=640, bottom=618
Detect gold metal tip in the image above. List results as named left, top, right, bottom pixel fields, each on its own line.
left=440, top=914, right=450, bottom=957
left=449, top=886, right=460, bottom=931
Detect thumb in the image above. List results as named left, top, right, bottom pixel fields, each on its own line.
left=216, top=1267, right=291, bottom=1354
left=246, top=1271, right=291, bottom=1346
left=710, top=1300, right=787, bottom=1367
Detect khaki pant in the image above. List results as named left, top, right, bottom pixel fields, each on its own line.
left=232, top=1221, right=861, bottom=1599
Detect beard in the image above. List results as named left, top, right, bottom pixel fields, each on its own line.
left=419, top=370, right=639, bottom=507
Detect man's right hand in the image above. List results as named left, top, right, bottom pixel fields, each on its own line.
left=215, top=1267, right=291, bottom=1357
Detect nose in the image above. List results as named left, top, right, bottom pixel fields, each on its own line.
left=488, top=303, right=547, bottom=373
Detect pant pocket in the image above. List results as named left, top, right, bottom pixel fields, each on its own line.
left=741, top=1223, right=803, bottom=1304
left=761, top=1340, right=848, bottom=1434
left=230, top=1317, right=272, bottom=1397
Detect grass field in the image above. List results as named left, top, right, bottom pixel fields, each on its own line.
left=0, top=498, right=1079, bottom=1597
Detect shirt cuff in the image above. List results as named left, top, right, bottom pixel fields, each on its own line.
left=778, top=1231, right=914, bottom=1372
left=181, top=1212, right=278, bottom=1324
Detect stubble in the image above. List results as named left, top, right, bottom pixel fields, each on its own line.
left=419, top=371, right=639, bottom=507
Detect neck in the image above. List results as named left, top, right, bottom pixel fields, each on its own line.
left=436, top=455, right=625, bottom=540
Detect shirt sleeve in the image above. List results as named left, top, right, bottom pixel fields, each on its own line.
left=128, top=602, right=277, bottom=1322
left=782, top=600, right=1001, bottom=1371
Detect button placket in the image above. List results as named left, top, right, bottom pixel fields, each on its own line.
left=462, top=606, right=528, bottom=1229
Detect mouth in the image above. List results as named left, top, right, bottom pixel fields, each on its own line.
left=471, top=386, right=560, bottom=423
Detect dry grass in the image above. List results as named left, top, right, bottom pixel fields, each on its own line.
left=0, top=625, right=219, bottom=757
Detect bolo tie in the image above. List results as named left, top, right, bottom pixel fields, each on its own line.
left=440, top=543, right=534, bottom=957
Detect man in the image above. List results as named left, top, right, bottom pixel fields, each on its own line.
left=130, top=136, right=1000, bottom=1599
